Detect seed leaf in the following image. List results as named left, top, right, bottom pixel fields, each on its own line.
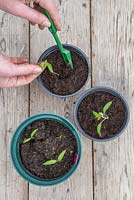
left=103, top=101, right=112, bottom=114
left=92, top=111, right=102, bottom=120
left=47, top=63, right=54, bottom=73
left=39, top=60, right=54, bottom=73
left=58, top=150, right=66, bottom=162
left=43, top=160, right=57, bottom=166
left=97, top=122, right=102, bottom=137
left=39, top=61, right=47, bottom=69
left=23, top=137, right=31, bottom=144
left=31, top=129, right=38, bottom=138
left=92, top=111, right=99, bottom=118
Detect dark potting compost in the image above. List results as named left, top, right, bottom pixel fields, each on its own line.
left=19, top=120, right=78, bottom=180
left=40, top=50, right=88, bottom=95
left=77, top=92, right=126, bottom=139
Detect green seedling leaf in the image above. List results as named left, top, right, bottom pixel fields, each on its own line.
left=23, top=137, right=32, bottom=144
left=46, top=62, right=54, bottom=73
left=43, top=149, right=66, bottom=166
left=31, top=129, right=38, bottom=138
left=39, top=61, right=47, bottom=69
left=58, top=150, right=66, bottom=162
left=39, top=60, right=54, bottom=73
left=103, top=101, right=112, bottom=114
left=23, top=129, right=38, bottom=144
left=93, top=100, right=112, bottom=137
left=97, top=122, right=102, bottom=137
left=43, top=160, right=57, bottom=166
left=92, top=111, right=102, bottom=120
left=92, top=111, right=99, bottom=118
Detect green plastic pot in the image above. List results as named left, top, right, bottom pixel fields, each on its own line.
left=10, top=113, right=82, bottom=186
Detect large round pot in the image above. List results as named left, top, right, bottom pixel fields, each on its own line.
left=11, top=113, right=82, bottom=186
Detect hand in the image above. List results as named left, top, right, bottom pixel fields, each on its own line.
left=0, top=55, right=44, bottom=88
left=0, top=0, right=61, bottom=30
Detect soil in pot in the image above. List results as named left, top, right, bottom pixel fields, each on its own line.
left=19, top=119, right=78, bottom=180
left=77, top=92, right=126, bottom=139
left=40, top=49, right=88, bottom=95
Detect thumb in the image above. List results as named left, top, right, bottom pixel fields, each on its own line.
left=7, top=64, right=43, bottom=77
left=13, top=1, right=51, bottom=27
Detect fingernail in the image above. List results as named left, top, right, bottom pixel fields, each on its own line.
left=30, top=22, right=36, bottom=26
left=33, top=67, right=42, bottom=73
left=56, top=23, right=61, bottom=31
left=42, top=20, right=51, bottom=27
left=58, top=23, right=61, bottom=30
left=58, top=26, right=61, bottom=31
left=39, top=25, right=45, bottom=30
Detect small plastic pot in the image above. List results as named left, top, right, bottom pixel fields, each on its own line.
left=74, top=86, right=130, bottom=142
left=10, top=113, right=82, bottom=186
left=37, top=44, right=90, bottom=98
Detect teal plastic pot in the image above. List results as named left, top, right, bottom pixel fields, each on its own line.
left=11, top=113, right=82, bottom=186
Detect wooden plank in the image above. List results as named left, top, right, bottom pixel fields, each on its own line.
left=0, top=12, right=29, bottom=200
left=92, top=0, right=134, bottom=199
left=29, top=0, right=93, bottom=200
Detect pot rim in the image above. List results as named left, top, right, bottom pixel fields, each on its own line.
left=37, top=44, right=90, bottom=98
left=10, top=113, right=82, bottom=186
left=74, top=86, right=130, bottom=142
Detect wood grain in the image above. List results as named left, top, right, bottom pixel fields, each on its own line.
left=29, top=0, right=93, bottom=200
left=0, top=11, right=29, bottom=200
left=92, top=0, right=134, bottom=199
left=1, top=0, right=133, bottom=199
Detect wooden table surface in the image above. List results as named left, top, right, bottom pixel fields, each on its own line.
left=0, top=0, right=134, bottom=199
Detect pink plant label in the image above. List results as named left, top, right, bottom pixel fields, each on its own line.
left=74, top=153, right=78, bottom=164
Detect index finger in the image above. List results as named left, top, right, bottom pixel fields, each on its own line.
left=39, top=0, right=61, bottom=30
